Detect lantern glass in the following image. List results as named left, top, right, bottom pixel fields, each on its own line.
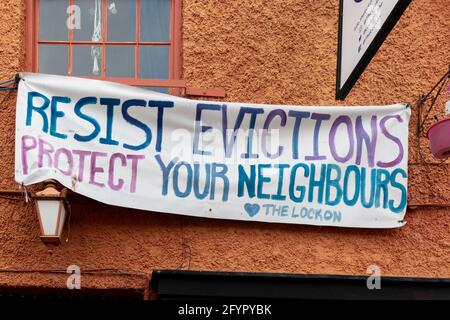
left=37, top=199, right=65, bottom=237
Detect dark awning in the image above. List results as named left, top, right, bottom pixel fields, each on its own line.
left=151, top=270, right=450, bottom=300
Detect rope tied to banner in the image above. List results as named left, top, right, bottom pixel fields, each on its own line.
left=20, top=183, right=30, bottom=203
left=0, top=74, right=20, bottom=91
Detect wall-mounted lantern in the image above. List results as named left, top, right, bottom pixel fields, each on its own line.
left=33, top=179, right=68, bottom=245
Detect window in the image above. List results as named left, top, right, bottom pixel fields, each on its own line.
left=25, top=0, right=183, bottom=93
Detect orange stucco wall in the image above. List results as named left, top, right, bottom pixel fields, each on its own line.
left=0, top=0, right=449, bottom=296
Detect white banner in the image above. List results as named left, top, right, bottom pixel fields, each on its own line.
left=16, top=73, right=410, bottom=228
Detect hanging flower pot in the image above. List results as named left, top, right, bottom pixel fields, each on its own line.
left=419, top=68, right=450, bottom=160
left=427, top=117, right=450, bottom=159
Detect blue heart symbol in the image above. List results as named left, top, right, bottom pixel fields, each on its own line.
left=244, top=203, right=260, bottom=217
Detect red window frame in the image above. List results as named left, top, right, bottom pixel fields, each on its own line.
left=24, top=0, right=184, bottom=90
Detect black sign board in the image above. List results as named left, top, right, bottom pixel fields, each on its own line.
left=336, top=0, right=411, bottom=100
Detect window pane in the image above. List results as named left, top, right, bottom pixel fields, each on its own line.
left=143, top=87, right=169, bottom=94
left=140, top=46, right=169, bottom=79
left=73, top=45, right=102, bottom=77
left=73, top=0, right=104, bottom=41
left=106, top=46, right=135, bottom=77
left=39, top=45, right=68, bottom=75
left=140, top=0, right=170, bottom=42
left=107, top=0, right=136, bottom=42
left=39, top=0, right=69, bottom=40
